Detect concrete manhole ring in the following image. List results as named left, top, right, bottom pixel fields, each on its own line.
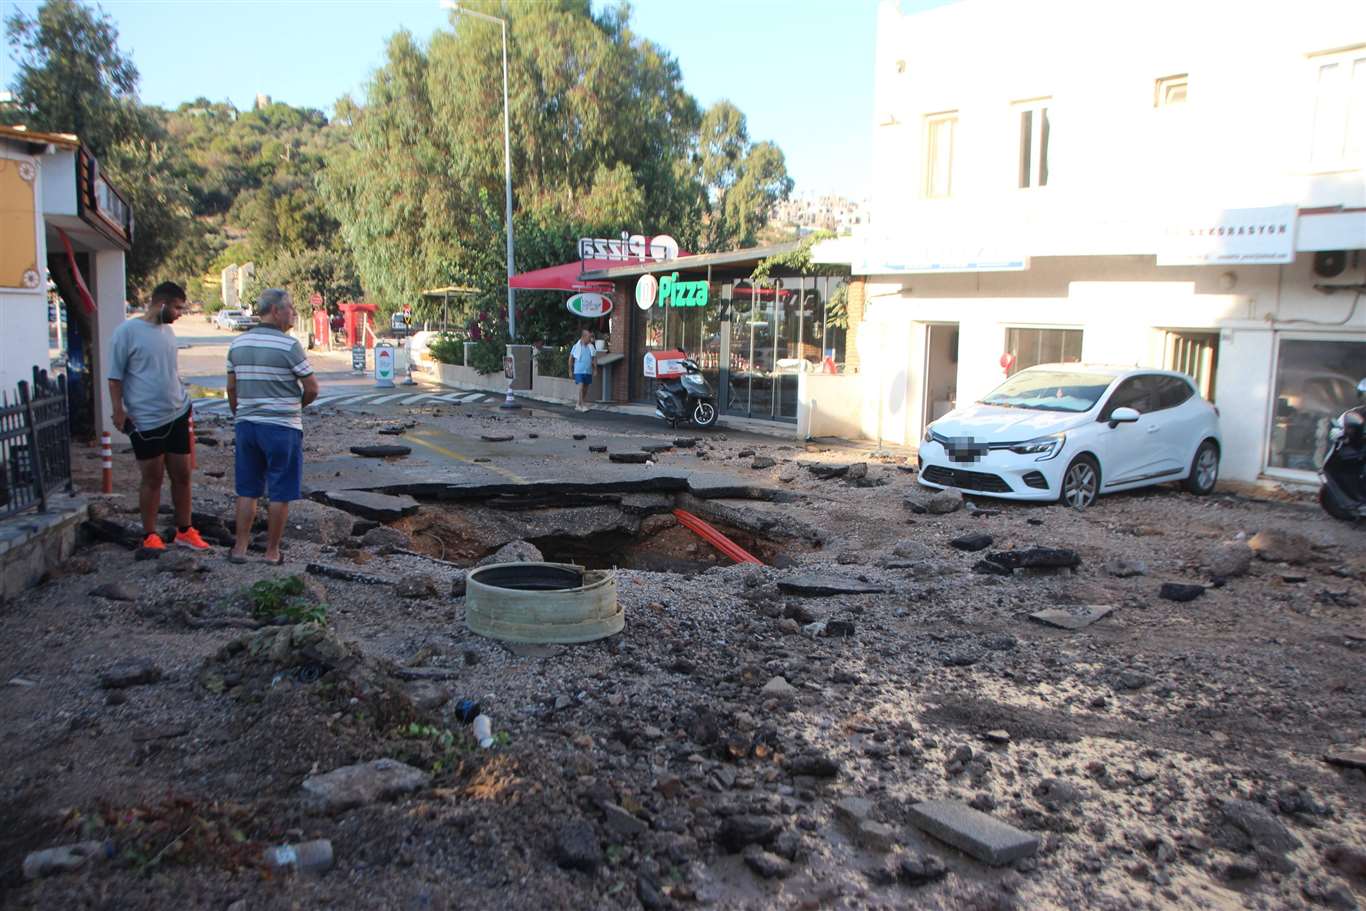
left=465, top=562, right=622, bottom=644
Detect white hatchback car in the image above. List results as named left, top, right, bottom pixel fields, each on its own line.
left=918, top=365, right=1221, bottom=508
left=214, top=309, right=258, bottom=331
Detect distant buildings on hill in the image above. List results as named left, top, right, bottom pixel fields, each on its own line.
left=771, top=193, right=867, bottom=236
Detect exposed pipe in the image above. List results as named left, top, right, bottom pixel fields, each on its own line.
left=672, top=509, right=764, bottom=565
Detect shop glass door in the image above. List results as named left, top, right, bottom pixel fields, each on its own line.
left=726, top=281, right=753, bottom=416
left=749, top=287, right=776, bottom=418
left=772, top=277, right=801, bottom=419
left=700, top=283, right=722, bottom=404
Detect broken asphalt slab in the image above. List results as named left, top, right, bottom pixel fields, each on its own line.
left=777, top=575, right=889, bottom=597
left=314, top=489, right=420, bottom=522
left=349, top=445, right=412, bottom=459
left=1029, top=605, right=1114, bottom=630
left=907, top=800, right=1039, bottom=866
left=982, top=548, right=1082, bottom=571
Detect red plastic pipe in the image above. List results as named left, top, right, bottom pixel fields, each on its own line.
left=672, top=508, right=764, bottom=565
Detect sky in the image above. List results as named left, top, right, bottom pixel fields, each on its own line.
left=0, top=0, right=957, bottom=200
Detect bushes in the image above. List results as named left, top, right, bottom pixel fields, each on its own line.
left=426, top=332, right=465, bottom=365
left=466, top=337, right=507, bottom=375
left=536, top=346, right=569, bottom=378
left=427, top=332, right=503, bottom=374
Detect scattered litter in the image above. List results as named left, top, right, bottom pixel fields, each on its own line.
left=263, top=839, right=334, bottom=876
left=473, top=713, right=494, bottom=748
left=23, top=841, right=113, bottom=880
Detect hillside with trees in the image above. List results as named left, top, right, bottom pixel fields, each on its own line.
left=5, top=0, right=792, bottom=345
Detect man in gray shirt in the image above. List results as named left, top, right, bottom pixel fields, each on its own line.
left=226, top=289, right=319, bottom=564
left=108, top=281, right=210, bottom=552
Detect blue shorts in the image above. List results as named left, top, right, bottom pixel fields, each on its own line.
left=234, top=421, right=303, bottom=502
left=574, top=372, right=592, bottom=386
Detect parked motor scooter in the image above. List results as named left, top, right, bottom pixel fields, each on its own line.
left=655, top=359, right=719, bottom=429
left=1318, top=377, right=1366, bottom=522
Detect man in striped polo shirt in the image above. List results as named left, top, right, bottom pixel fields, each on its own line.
left=226, top=289, right=319, bottom=564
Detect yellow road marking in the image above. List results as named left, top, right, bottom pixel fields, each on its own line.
left=405, top=431, right=527, bottom=484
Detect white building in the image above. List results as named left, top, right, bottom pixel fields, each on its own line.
left=1, top=125, right=132, bottom=436
left=822, top=0, right=1365, bottom=487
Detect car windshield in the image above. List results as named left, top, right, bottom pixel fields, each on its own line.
left=980, top=370, right=1114, bottom=413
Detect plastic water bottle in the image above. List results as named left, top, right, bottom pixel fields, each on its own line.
left=263, top=839, right=334, bottom=876
left=23, top=841, right=112, bottom=879
left=472, top=714, right=494, bottom=748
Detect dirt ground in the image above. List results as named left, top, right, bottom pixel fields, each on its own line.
left=1, top=401, right=1363, bottom=910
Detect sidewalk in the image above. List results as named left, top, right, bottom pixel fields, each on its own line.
left=425, top=365, right=908, bottom=450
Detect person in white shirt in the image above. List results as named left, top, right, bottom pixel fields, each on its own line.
left=568, top=329, right=597, bottom=412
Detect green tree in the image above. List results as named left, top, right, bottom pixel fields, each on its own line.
left=2, top=0, right=139, bottom=155
left=321, top=0, right=790, bottom=332
left=3, top=0, right=200, bottom=299
left=321, top=31, right=453, bottom=315
left=698, top=102, right=794, bottom=250
left=257, top=244, right=362, bottom=313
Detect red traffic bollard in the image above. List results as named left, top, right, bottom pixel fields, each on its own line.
left=100, top=431, right=112, bottom=494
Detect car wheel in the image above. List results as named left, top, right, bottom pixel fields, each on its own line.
left=1183, top=440, right=1219, bottom=495
left=1059, top=455, right=1100, bottom=510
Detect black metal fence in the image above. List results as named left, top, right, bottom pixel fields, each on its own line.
left=0, top=369, right=74, bottom=520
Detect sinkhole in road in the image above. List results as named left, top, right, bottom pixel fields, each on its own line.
left=391, top=500, right=794, bottom=572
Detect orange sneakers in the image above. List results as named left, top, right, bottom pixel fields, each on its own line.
left=141, top=533, right=166, bottom=550
left=174, top=528, right=211, bottom=551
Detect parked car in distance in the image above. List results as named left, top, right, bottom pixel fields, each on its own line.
left=918, top=365, right=1221, bottom=509
left=214, top=309, right=258, bottom=331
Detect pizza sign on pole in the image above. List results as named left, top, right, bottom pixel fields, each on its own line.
left=635, top=274, right=658, bottom=310
left=375, top=343, right=395, bottom=388
left=566, top=293, right=613, bottom=318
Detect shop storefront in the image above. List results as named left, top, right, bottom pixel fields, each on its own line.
left=835, top=204, right=1366, bottom=484
left=1267, top=334, right=1366, bottom=475
left=579, top=243, right=851, bottom=423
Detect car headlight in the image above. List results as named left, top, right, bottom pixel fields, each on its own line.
left=923, top=426, right=934, bottom=444
left=1008, top=433, right=1066, bottom=461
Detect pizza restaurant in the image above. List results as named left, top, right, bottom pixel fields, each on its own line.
left=510, top=235, right=852, bottom=424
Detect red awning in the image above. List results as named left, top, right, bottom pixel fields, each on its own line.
left=508, top=260, right=616, bottom=293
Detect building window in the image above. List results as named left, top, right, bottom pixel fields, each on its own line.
left=924, top=112, right=957, bottom=198
left=1268, top=337, right=1366, bottom=473
left=1309, top=47, right=1365, bottom=170
left=1015, top=99, right=1050, bottom=189
left=1155, top=74, right=1188, bottom=107
left=1005, top=327, right=1082, bottom=374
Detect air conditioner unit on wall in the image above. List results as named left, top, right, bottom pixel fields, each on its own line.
left=1312, top=250, right=1347, bottom=279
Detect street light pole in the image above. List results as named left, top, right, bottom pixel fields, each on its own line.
left=443, top=1, right=520, bottom=408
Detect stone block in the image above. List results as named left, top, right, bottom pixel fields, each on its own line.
left=908, top=799, right=1038, bottom=866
